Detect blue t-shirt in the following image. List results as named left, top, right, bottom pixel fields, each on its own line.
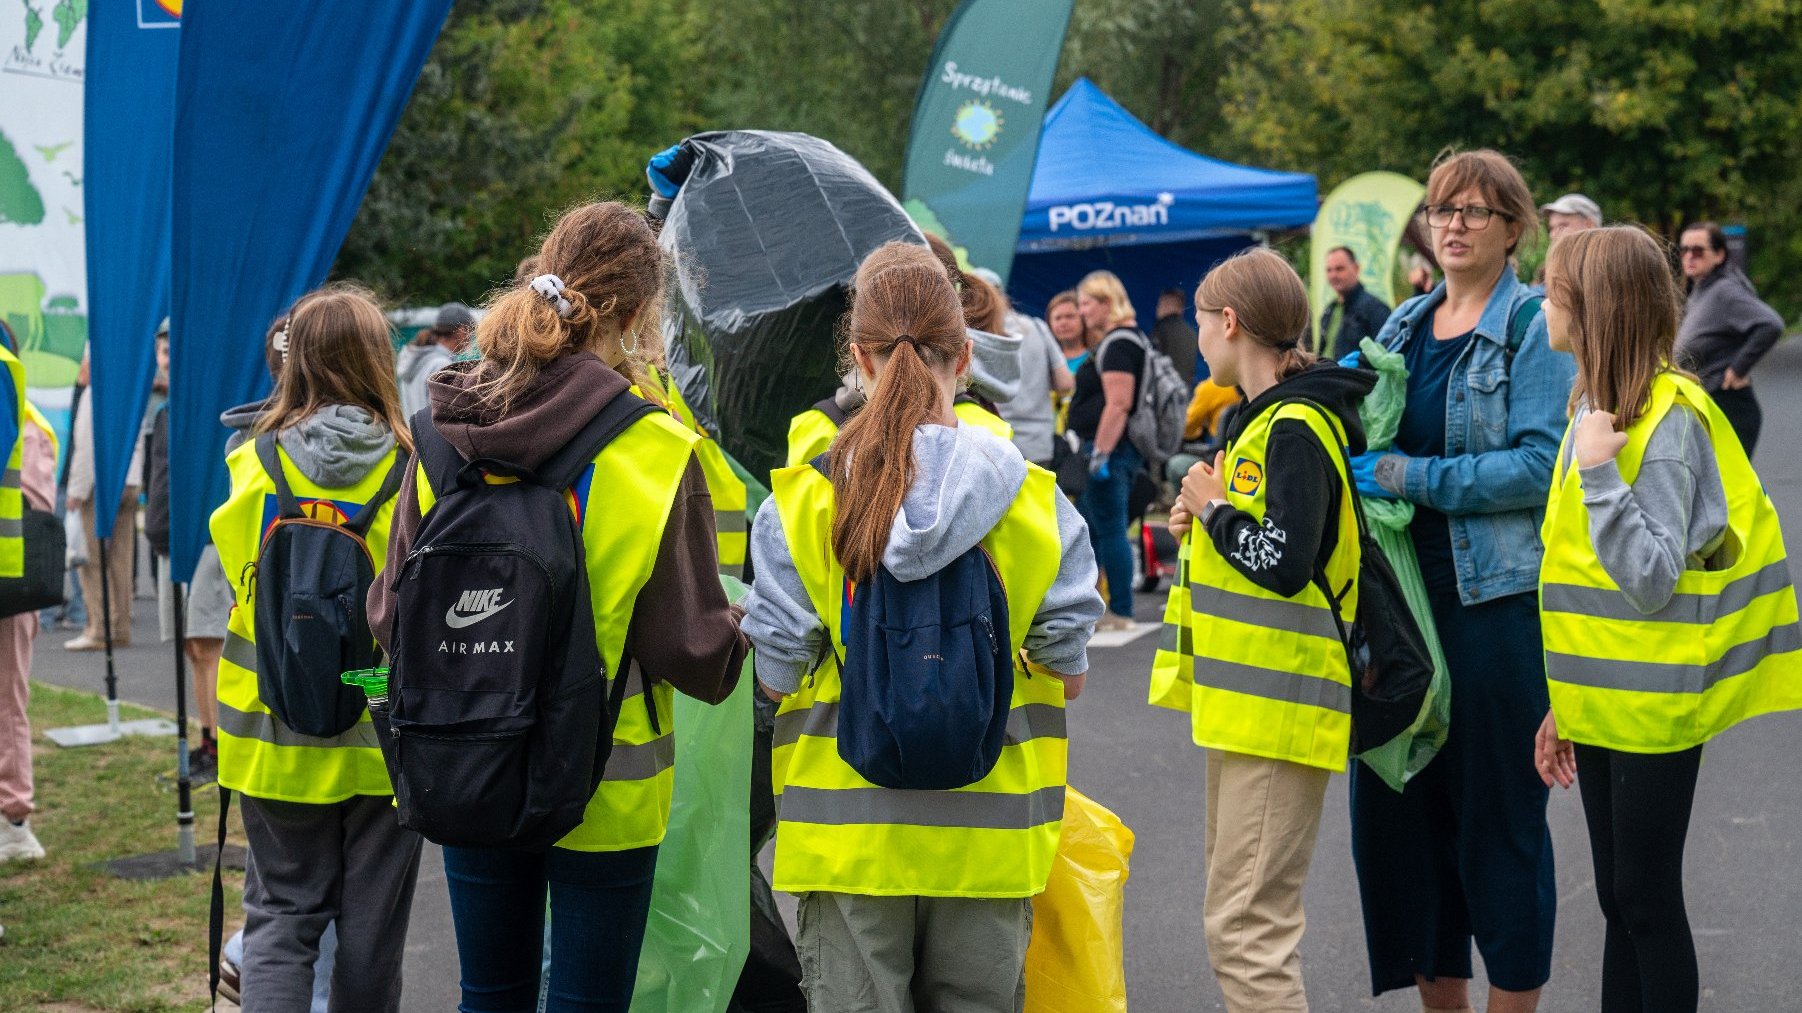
left=1394, top=316, right=1473, bottom=593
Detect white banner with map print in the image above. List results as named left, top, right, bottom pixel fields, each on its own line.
left=1, top=0, right=89, bottom=438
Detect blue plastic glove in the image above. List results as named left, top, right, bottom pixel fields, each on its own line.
left=1089, top=451, right=1111, bottom=481
left=1338, top=349, right=1362, bottom=369
left=645, top=143, right=692, bottom=199
left=1348, top=451, right=1398, bottom=500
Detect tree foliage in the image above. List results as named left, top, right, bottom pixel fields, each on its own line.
left=334, top=0, right=706, bottom=305
left=1217, top=0, right=1802, bottom=312
left=334, top=0, right=1802, bottom=317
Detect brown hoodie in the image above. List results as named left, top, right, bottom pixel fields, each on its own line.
left=367, top=352, right=746, bottom=703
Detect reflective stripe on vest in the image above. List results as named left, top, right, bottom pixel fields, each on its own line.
left=768, top=462, right=1067, bottom=898
left=208, top=442, right=402, bottom=804
left=1541, top=371, right=1802, bottom=752
left=415, top=408, right=696, bottom=850
left=1170, top=400, right=1359, bottom=770
left=0, top=349, right=26, bottom=578
left=658, top=372, right=748, bottom=578
left=784, top=401, right=1013, bottom=469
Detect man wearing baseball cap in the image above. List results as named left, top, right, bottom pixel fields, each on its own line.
left=1540, top=193, right=1603, bottom=241
left=396, top=302, right=474, bottom=420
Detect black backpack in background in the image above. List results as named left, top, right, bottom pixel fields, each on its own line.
left=251, top=435, right=406, bottom=738
left=1293, top=401, right=1436, bottom=752
left=380, top=393, right=657, bottom=850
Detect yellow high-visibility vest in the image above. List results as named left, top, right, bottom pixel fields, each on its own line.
left=784, top=396, right=1013, bottom=468
left=0, top=349, right=27, bottom=578
left=414, top=406, right=699, bottom=850
left=1541, top=370, right=1802, bottom=752
left=211, top=441, right=402, bottom=804
left=655, top=371, right=748, bottom=579
left=1154, top=399, right=1360, bottom=770
left=768, top=462, right=1067, bottom=897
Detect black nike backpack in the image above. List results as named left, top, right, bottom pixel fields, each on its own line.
left=251, top=435, right=406, bottom=738
left=378, top=392, right=658, bottom=850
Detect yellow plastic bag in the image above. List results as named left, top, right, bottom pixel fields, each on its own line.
left=1025, top=787, right=1134, bottom=1013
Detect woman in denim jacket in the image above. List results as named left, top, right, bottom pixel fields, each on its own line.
left=1346, top=150, right=1576, bottom=1013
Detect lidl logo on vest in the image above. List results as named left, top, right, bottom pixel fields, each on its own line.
left=445, top=588, right=511, bottom=629
left=1230, top=458, right=1264, bottom=496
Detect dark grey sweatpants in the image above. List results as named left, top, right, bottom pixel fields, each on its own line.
left=240, top=793, right=423, bottom=1013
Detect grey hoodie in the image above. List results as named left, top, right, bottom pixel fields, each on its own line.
left=275, top=405, right=396, bottom=488
left=396, top=342, right=454, bottom=421
left=743, top=422, right=1103, bottom=694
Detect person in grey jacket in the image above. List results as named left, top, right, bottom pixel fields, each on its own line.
left=1674, top=221, right=1784, bottom=455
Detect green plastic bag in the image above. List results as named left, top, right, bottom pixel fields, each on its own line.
left=1353, top=338, right=1451, bottom=792
left=629, top=575, right=755, bottom=1012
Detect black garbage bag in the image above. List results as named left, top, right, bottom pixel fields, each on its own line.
left=660, top=130, right=925, bottom=479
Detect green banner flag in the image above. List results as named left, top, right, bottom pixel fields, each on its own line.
left=901, top=0, right=1073, bottom=283
left=1310, top=171, right=1426, bottom=351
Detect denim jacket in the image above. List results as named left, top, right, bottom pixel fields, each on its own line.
left=1376, top=271, right=1576, bottom=605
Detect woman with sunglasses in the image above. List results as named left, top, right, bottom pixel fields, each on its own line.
left=1344, top=149, right=1576, bottom=1013
left=1674, top=221, right=1784, bottom=456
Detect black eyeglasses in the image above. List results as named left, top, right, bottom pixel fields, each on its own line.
left=1423, top=204, right=1513, bottom=230
left=1678, top=245, right=1712, bottom=257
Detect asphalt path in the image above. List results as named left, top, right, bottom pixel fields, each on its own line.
left=33, top=337, right=1802, bottom=1010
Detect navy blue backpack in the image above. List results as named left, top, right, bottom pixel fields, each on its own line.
left=813, top=458, right=1014, bottom=790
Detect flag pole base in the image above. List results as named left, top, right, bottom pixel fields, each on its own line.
left=45, top=718, right=179, bottom=748
left=100, top=842, right=246, bottom=882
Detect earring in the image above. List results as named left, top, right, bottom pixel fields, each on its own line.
left=621, top=327, right=641, bottom=357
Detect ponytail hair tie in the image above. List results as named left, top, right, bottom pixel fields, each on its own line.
left=895, top=334, right=921, bottom=353
left=530, top=273, right=574, bottom=319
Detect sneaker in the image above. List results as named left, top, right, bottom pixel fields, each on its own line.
left=217, top=956, right=242, bottom=1004
left=62, top=634, right=104, bottom=651
left=1095, top=613, right=1136, bottom=633
left=0, top=819, right=45, bottom=862
left=188, top=748, right=218, bottom=786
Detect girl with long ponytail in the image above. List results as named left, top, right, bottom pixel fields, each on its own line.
left=744, top=240, right=1102, bottom=1009
left=366, top=201, right=747, bottom=1009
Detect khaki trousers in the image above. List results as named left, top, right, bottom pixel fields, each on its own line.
left=1202, top=748, right=1331, bottom=1013
left=796, top=891, right=1032, bottom=1013
left=78, top=491, right=137, bottom=645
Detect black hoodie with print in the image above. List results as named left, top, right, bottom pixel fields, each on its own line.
left=1203, top=362, right=1377, bottom=598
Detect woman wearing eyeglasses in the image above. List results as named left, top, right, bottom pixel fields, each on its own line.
left=1344, top=150, right=1576, bottom=1013
left=1674, top=221, right=1783, bottom=456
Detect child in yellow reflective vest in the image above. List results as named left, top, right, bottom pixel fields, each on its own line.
left=1534, top=226, right=1802, bottom=1013
left=209, top=286, right=419, bottom=1011
left=743, top=241, right=1101, bottom=1010
left=1162, top=249, right=1374, bottom=1012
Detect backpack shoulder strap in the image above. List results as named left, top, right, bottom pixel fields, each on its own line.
left=344, top=452, right=409, bottom=537
left=254, top=434, right=303, bottom=520
left=409, top=407, right=466, bottom=507
left=538, top=390, right=661, bottom=491
left=1506, top=296, right=1543, bottom=359
left=813, top=395, right=851, bottom=428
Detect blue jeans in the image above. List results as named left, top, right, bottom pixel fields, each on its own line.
left=443, top=844, right=659, bottom=1013
left=1078, top=439, right=1141, bottom=618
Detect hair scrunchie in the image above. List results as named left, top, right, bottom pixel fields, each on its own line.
left=530, top=273, right=574, bottom=319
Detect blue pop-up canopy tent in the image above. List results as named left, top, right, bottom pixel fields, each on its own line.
left=1009, top=78, right=1318, bottom=324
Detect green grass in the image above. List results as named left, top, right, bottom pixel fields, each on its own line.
left=0, top=683, right=244, bottom=1011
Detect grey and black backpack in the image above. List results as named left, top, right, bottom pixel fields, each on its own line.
left=251, top=435, right=406, bottom=739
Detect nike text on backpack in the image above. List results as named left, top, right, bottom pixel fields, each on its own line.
left=376, top=393, right=658, bottom=850
left=249, top=435, right=406, bottom=739
left=810, top=456, right=1014, bottom=791
left=1293, top=401, right=1436, bottom=754
left=1095, top=327, right=1189, bottom=470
